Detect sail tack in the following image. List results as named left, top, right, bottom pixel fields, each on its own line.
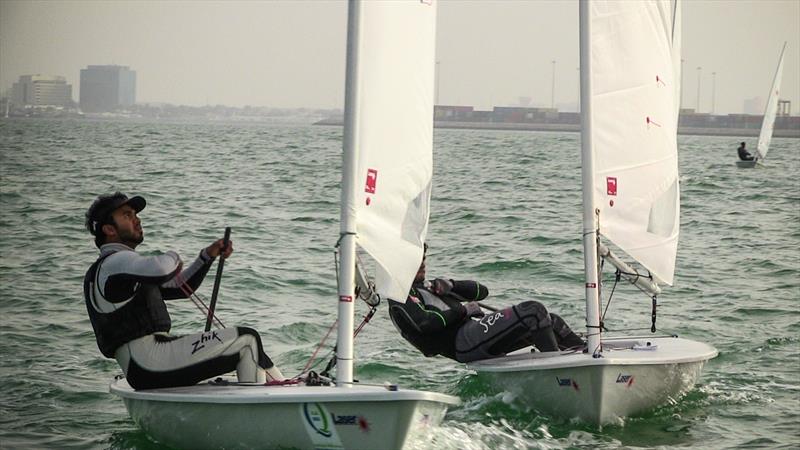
left=589, top=0, right=681, bottom=285
left=351, top=1, right=438, bottom=302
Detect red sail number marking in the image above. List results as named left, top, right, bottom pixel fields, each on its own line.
left=365, top=168, right=378, bottom=194
left=606, top=177, right=617, bottom=196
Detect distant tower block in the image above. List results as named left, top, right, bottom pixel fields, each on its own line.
left=778, top=100, right=790, bottom=116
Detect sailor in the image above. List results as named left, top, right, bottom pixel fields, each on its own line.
left=388, top=244, right=584, bottom=363
left=83, top=192, right=284, bottom=390
left=737, top=142, right=755, bottom=161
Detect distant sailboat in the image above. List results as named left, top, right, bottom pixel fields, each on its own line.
left=737, top=42, right=787, bottom=168
left=468, top=0, right=717, bottom=425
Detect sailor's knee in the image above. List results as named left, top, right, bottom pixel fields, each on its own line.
left=236, top=326, right=263, bottom=347
left=549, top=313, right=572, bottom=336
left=515, top=301, right=552, bottom=329
left=516, top=300, right=550, bottom=317
left=236, top=326, right=274, bottom=369
left=236, top=326, right=260, bottom=339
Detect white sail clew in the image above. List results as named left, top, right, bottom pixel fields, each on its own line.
left=352, top=2, right=435, bottom=303
left=756, top=42, right=787, bottom=161
left=591, top=0, right=680, bottom=285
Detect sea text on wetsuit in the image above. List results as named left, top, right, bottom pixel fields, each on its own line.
left=479, top=312, right=505, bottom=333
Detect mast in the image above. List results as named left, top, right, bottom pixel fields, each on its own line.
left=336, top=0, right=362, bottom=387
left=579, top=0, right=602, bottom=355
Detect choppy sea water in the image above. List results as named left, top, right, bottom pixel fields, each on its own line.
left=0, top=118, right=798, bottom=449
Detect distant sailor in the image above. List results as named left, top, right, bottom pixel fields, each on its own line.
left=388, top=244, right=584, bottom=363
left=83, top=192, right=284, bottom=390
left=737, top=142, right=755, bottom=161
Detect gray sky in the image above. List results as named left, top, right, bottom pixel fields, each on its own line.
left=1, top=0, right=798, bottom=114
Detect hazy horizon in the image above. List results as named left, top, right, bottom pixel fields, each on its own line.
left=1, top=0, right=798, bottom=115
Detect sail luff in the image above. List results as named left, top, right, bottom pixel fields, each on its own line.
left=756, top=41, right=787, bottom=161
left=580, top=0, right=603, bottom=354
left=335, top=0, right=364, bottom=387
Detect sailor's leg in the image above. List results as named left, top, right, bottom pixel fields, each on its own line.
left=550, top=313, right=585, bottom=350
left=454, top=301, right=558, bottom=363
left=454, top=310, right=524, bottom=362
left=118, top=327, right=283, bottom=389
left=234, top=327, right=284, bottom=383
left=513, top=301, right=559, bottom=352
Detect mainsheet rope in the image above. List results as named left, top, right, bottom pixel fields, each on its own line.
left=597, top=264, right=659, bottom=334
left=594, top=214, right=661, bottom=336
left=175, top=272, right=226, bottom=329
left=177, top=236, right=383, bottom=386
left=308, top=244, right=380, bottom=382
left=280, top=302, right=378, bottom=384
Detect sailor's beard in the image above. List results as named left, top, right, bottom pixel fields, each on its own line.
left=117, top=227, right=144, bottom=249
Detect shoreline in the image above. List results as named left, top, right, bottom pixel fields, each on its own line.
left=313, top=118, right=800, bottom=138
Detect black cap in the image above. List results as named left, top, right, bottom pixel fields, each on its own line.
left=86, top=192, right=146, bottom=236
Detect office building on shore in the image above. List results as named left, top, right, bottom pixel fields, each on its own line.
left=79, top=65, right=136, bottom=113
left=12, top=75, right=73, bottom=107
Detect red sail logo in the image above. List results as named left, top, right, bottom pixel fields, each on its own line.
left=607, top=177, right=617, bottom=196
left=365, top=168, right=378, bottom=194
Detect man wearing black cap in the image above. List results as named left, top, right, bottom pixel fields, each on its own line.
left=83, top=192, right=284, bottom=390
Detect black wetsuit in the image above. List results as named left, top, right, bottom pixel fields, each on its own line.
left=388, top=279, right=487, bottom=359
left=388, top=279, right=584, bottom=363
left=738, top=144, right=755, bottom=161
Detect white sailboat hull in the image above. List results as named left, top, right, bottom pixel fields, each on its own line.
left=468, top=337, right=717, bottom=425
left=735, top=160, right=761, bottom=169
left=111, top=378, right=458, bottom=449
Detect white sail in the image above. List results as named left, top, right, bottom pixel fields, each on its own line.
left=351, top=1, right=437, bottom=302
left=590, top=0, right=681, bottom=285
left=756, top=42, right=787, bottom=161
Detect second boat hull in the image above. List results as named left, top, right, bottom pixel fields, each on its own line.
left=468, top=336, right=717, bottom=425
